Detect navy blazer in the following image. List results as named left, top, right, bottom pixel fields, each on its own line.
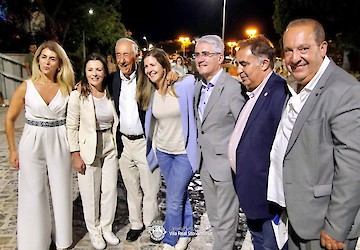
left=234, top=72, right=287, bottom=220
left=106, top=70, right=146, bottom=157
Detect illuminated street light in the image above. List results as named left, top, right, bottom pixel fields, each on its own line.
left=179, top=37, right=190, bottom=57
left=143, top=36, right=148, bottom=50
left=227, top=41, right=237, bottom=57
left=83, top=8, right=94, bottom=61
left=246, top=29, right=257, bottom=38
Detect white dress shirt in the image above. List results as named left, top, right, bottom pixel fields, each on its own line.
left=267, top=56, right=331, bottom=207
left=119, top=70, right=144, bottom=136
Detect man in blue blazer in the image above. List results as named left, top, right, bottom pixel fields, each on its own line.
left=228, top=35, right=287, bottom=249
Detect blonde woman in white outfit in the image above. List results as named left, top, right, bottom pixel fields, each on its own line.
left=5, top=41, right=74, bottom=250
left=66, top=54, right=119, bottom=250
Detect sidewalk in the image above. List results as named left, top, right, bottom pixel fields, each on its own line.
left=0, top=106, right=251, bottom=249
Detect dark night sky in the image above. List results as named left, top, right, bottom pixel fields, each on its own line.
left=120, top=0, right=279, bottom=46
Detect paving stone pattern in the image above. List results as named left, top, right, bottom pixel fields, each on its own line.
left=0, top=107, right=250, bottom=250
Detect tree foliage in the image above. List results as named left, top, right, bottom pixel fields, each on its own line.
left=273, top=0, right=360, bottom=70
left=273, top=0, right=360, bottom=52
left=1, top=0, right=126, bottom=55
left=1, top=0, right=127, bottom=78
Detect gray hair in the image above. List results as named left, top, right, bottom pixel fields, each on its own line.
left=115, top=38, right=139, bottom=56
left=195, top=35, right=224, bottom=55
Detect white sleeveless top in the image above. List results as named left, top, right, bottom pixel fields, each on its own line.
left=24, top=80, right=69, bottom=122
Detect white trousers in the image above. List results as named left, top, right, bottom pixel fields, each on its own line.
left=17, top=124, right=72, bottom=250
left=119, top=136, right=161, bottom=229
left=77, top=130, right=118, bottom=236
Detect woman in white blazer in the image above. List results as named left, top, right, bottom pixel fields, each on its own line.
left=66, top=54, right=119, bottom=250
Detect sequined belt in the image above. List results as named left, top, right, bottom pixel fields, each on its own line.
left=25, top=118, right=66, bottom=127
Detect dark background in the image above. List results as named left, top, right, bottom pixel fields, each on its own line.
left=120, top=0, right=279, bottom=44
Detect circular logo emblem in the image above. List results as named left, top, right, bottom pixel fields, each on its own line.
left=147, top=220, right=166, bottom=241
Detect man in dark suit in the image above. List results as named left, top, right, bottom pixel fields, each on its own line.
left=229, top=35, right=287, bottom=249
left=268, top=18, right=360, bottom=249
left=107, top=38, right=161, bottom=242
left=194, top=35, right=245, bottom=250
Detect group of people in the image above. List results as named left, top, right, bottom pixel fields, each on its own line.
left=5, top=17, right=360, bottom=250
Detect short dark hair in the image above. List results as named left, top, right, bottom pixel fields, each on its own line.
left=237, top=35, right=276, bottom=69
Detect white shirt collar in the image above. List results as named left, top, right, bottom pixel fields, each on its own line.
left=119, top=65, right=137, bottom=82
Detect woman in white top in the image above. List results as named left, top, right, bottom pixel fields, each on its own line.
left=5, top=41, right=74, bottom=250
left=172, top=56, right=188, bottom=76
left=66, top=54, right=119, bottom=250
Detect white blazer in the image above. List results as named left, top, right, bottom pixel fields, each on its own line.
left=66, top=89, right=119, bottom=165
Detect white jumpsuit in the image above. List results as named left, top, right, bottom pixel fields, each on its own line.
left=17, top=80, right=72, bottom=249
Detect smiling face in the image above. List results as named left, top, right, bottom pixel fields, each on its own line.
left=144, top=55, right=165, bottom=86
left=85, top=59, right=106, bottom=90
left=38, top=48, right=60, bottom=81
left=195, top=42, right=223, bottom=83
left=115, top=41, right=137, bottom=78
left=283, top=24, right=327, bottom=87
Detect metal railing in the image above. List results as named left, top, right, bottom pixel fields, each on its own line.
left=0, top=53, right=26, bottom=100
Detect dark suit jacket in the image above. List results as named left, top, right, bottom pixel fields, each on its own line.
left=106, top=70, right=146, bottom=157
left=234, top=72, right=287, bottom=220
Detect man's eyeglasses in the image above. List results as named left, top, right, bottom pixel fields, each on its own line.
left=193, top=51, right=221, bottom=59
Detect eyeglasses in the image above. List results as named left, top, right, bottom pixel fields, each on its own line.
left=193, top=51, right=221, bottom=59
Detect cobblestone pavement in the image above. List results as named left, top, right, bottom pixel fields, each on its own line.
left=0, top=107, right=251, bottom=250
left=4, top=106, right=358, bottom=250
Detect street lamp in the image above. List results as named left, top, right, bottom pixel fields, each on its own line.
left=83, top=8, right=94, bottom=62
left=179, top=37, right=190, bottom=57
left=143, top=36, right=148, bottom=50
left=221, top=0, right=227, bottom=41
left=227, top=41, right=237, bottom=57
left=246, top=29, right=257, bottom=38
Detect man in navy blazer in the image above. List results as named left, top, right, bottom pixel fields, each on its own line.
left=228, top=35, right=287, bottom=249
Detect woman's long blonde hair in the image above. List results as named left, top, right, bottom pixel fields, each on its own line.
left=31, top=40, right=75, bottom=95
left=136, top=48, right=176, bottom=110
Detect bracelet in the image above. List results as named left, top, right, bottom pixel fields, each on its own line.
left=8, top=146, right=16, bottom=150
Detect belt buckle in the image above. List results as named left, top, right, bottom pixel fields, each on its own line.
left=124, top=134, right=143, bottom=140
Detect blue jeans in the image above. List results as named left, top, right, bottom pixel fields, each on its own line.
left=156, top=150, right=194, bottom=246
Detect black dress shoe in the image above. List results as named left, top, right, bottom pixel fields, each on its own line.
left=126, top=225, right=145, bottom=242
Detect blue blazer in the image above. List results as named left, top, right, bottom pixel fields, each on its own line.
left=234, top=72, right=287, bottom=220
left=145, top=75, right=199, bottom=173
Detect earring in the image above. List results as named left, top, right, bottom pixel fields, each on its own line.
left=57, top=68, right=61, bottom=72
